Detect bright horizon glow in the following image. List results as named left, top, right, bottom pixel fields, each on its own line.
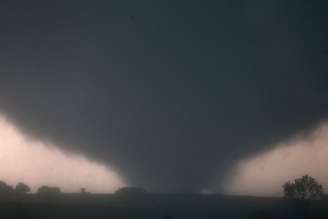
left=0, top=115, right=126, bottom=193
left=224, top=122, right=328, bottom=197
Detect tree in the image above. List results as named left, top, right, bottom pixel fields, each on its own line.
left=0, top=180, right=14, bottom=194
left=283, top=175, right=324, bottom=200
left=37, top=186, right=61, bottom=195
left=15, top=182, right=30, bottom=194
left=114, top=187, right=147, bottom=196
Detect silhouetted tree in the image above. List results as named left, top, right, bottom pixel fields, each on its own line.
left=115, top=187, right=147, bottom=196
left=0, top=180, right=14, bottom=194
left=15, top=182, right=31, bottom=194
left=283, top=175, right=324, bottom=200
left=37, top=186, right=61, bottom=195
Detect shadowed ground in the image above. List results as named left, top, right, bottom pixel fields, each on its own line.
left=0, top=193, right=327, bottom=219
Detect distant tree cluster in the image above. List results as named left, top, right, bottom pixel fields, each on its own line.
left=0, top=181, right=64, bottom=197
left=0, top=181, right=95, bottom=197
left=16, top=182, right=31, bottom=194
left=283, top=175, right=324, bottom=200
left=0, top=181, right=30, bottom=196
left=115, top=187, right=147, bottom=196
left=37, top=186, right=61, bottom=196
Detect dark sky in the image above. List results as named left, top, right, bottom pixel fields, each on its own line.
left=0, top=0, right=328, bottom=192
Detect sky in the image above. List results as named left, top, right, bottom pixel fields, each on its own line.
left=0, top=0, right=328, bottom=194
left=0, top=115, right=124, bottom=193
left=225, top=121, right=328, bottom=196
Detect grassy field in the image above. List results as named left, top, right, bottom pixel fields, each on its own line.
left=0, top=193, right=326, bottom=218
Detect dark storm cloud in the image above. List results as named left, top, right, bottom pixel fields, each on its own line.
left=0, top=0, right=328, bottom=192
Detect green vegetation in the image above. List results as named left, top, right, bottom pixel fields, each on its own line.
left=283, top=175, right=324, bottom=200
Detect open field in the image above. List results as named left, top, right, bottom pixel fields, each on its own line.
left=0, top=194, right=326, bottom=219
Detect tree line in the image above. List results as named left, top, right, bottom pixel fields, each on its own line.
left=0, top=175, right=324, bottom=200
left=0, top=181, right=63, bottom=196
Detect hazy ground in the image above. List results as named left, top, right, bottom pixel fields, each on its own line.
left=0, top=193, right=327, bottom=219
